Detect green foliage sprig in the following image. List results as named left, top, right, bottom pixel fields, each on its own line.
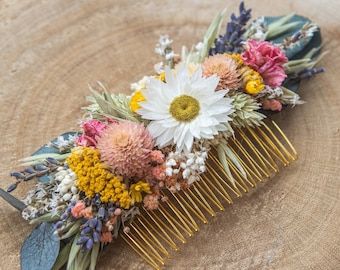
left=83, top=82, right=140, bottom=123
left=231, top=92, right=266, bottom=128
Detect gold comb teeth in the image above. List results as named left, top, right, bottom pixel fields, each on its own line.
left=121, top=120, right=297, bottom=269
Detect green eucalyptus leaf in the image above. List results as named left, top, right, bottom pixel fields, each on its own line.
left=90, top=242, right=100, bottom=270
left=265, top=14, right=322, bottom=60
left=264, top=14, right=323, bottom=93
left=265, top=15, right=309, bottom=47
left=60, top=220, right=82, bottom=240
left=52, top=242, right=72, bottom=270
left=29, top=212, right=61, bottom=225
left=75, top=250, right=90, bottom=270
left=67, top=234, right=81, bottom=270
left=20, top=222, right=60, bottom=270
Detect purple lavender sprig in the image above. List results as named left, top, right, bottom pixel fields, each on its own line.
left=298, top=67, right=325, bottom=80
left=287, top=67, right=325, bottom=83
left=77, top=218, right=103, bottom=250
left=7, top=161, right=60, bottom=193
left=210, top=1, right=251, bottom=54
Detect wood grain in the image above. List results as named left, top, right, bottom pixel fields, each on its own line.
left=0, top=0, right=339, bottom=269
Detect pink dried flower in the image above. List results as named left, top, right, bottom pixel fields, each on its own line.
left=75, top=135, right=96, bottom=147
left=143, top=194, right=160, bottom=210
left=76, top=120, right=107, bottom=147
left=109, top=216, right=118, bottom=225
left=80, top=206, right=93, bottom=219
left=241, top=40, right=288, bottom=87
left=203, top=54, right=240, bottom=90
left=71, top=201, right=85, bottom=218
left=150, top=150, right=165, bottom=164
left=262, top=99, right=283, bottom=111
left=97, top=121, right=154, bottom=178
left=152, top=165, right=166, bottom=181
left=165, top=175, right=178, bottom=188
left=100, top=231, right=113, bottom=244
left=114, top=208, right=122, bottom=216
left=83, top=120, right=107, bottom=137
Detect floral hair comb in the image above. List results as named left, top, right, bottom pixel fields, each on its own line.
left=0, top=2, right=325, bottom=270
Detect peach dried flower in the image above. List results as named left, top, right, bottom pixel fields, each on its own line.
left=203, top=54, right=240, bottom=90
left=71, top=201, right=85, bottom=218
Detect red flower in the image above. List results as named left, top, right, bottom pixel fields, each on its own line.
left=75, top=120, right=107, bottom=147
left=242, top=40, right=288, bottom=87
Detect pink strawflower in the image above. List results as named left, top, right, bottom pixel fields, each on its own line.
left=97, top=121, right=154, bottom=178
left=143, top=194, right=160, bottom=210
left=71, top=201, right=85, bottom=218
left=76, top=120, right=108, bottom=147
left=262, top=99, right=283, bottom=111
left=150, top=150, right=165, bottom=164
left=203, top=54, right=240, bottom=90
left=152, top=165, right=166, bottom=181
left=241, top=40, right=288, bottom=87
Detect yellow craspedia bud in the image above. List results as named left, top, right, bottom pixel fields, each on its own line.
left=240, top=66, right=265, bottom=95
left=129, top=90, right=146, bottom=113
left=129, top=181, right=151, bottom=204
left=225, top=53, right=244, bottom=67
left=245, top=79, right=265, bottom=94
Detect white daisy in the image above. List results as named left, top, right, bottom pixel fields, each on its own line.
left=138, top=64, right=234, bottom=152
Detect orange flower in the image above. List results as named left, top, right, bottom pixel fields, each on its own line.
left=100, top=231, right=113, bottom=244
left=71, top=201, right=85, bottom=218
left=80, top=206, right=93, bottom=219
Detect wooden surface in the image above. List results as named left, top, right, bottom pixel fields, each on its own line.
left=1, top=0, right=340, bottom=269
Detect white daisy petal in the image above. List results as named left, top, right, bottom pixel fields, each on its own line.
left=138, top=65, right=234, bottom=152
left=157, top=117, right=179, bottom=128
left=216, top=124, right=228, bottom=132
left=190, top=66, right=203, bottom=82
left=165, top=66, right=177, bottom=85
left=184, top=131, right=194, bottom=152
left=157, top=127, right=176, bottom=148
left=214, top=113, right=232, bottom=123
left=138, top=110, right=170, bottom=120
left=174, top=123, right=187, bottom=147
left=148, top=121, right=167, bottom=137
left=189, top=120, right=201, bottom=139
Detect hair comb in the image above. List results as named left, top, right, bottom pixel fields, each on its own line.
left=0, top=2, right=325, bottom=270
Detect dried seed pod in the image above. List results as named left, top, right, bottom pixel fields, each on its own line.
left=7, top=183, right=18, bottom=193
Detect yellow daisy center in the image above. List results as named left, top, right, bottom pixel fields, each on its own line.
left=169, top=95, right=200, bottom=122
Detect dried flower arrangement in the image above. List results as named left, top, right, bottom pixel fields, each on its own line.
left=0, top=2, right=325, bottom=270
